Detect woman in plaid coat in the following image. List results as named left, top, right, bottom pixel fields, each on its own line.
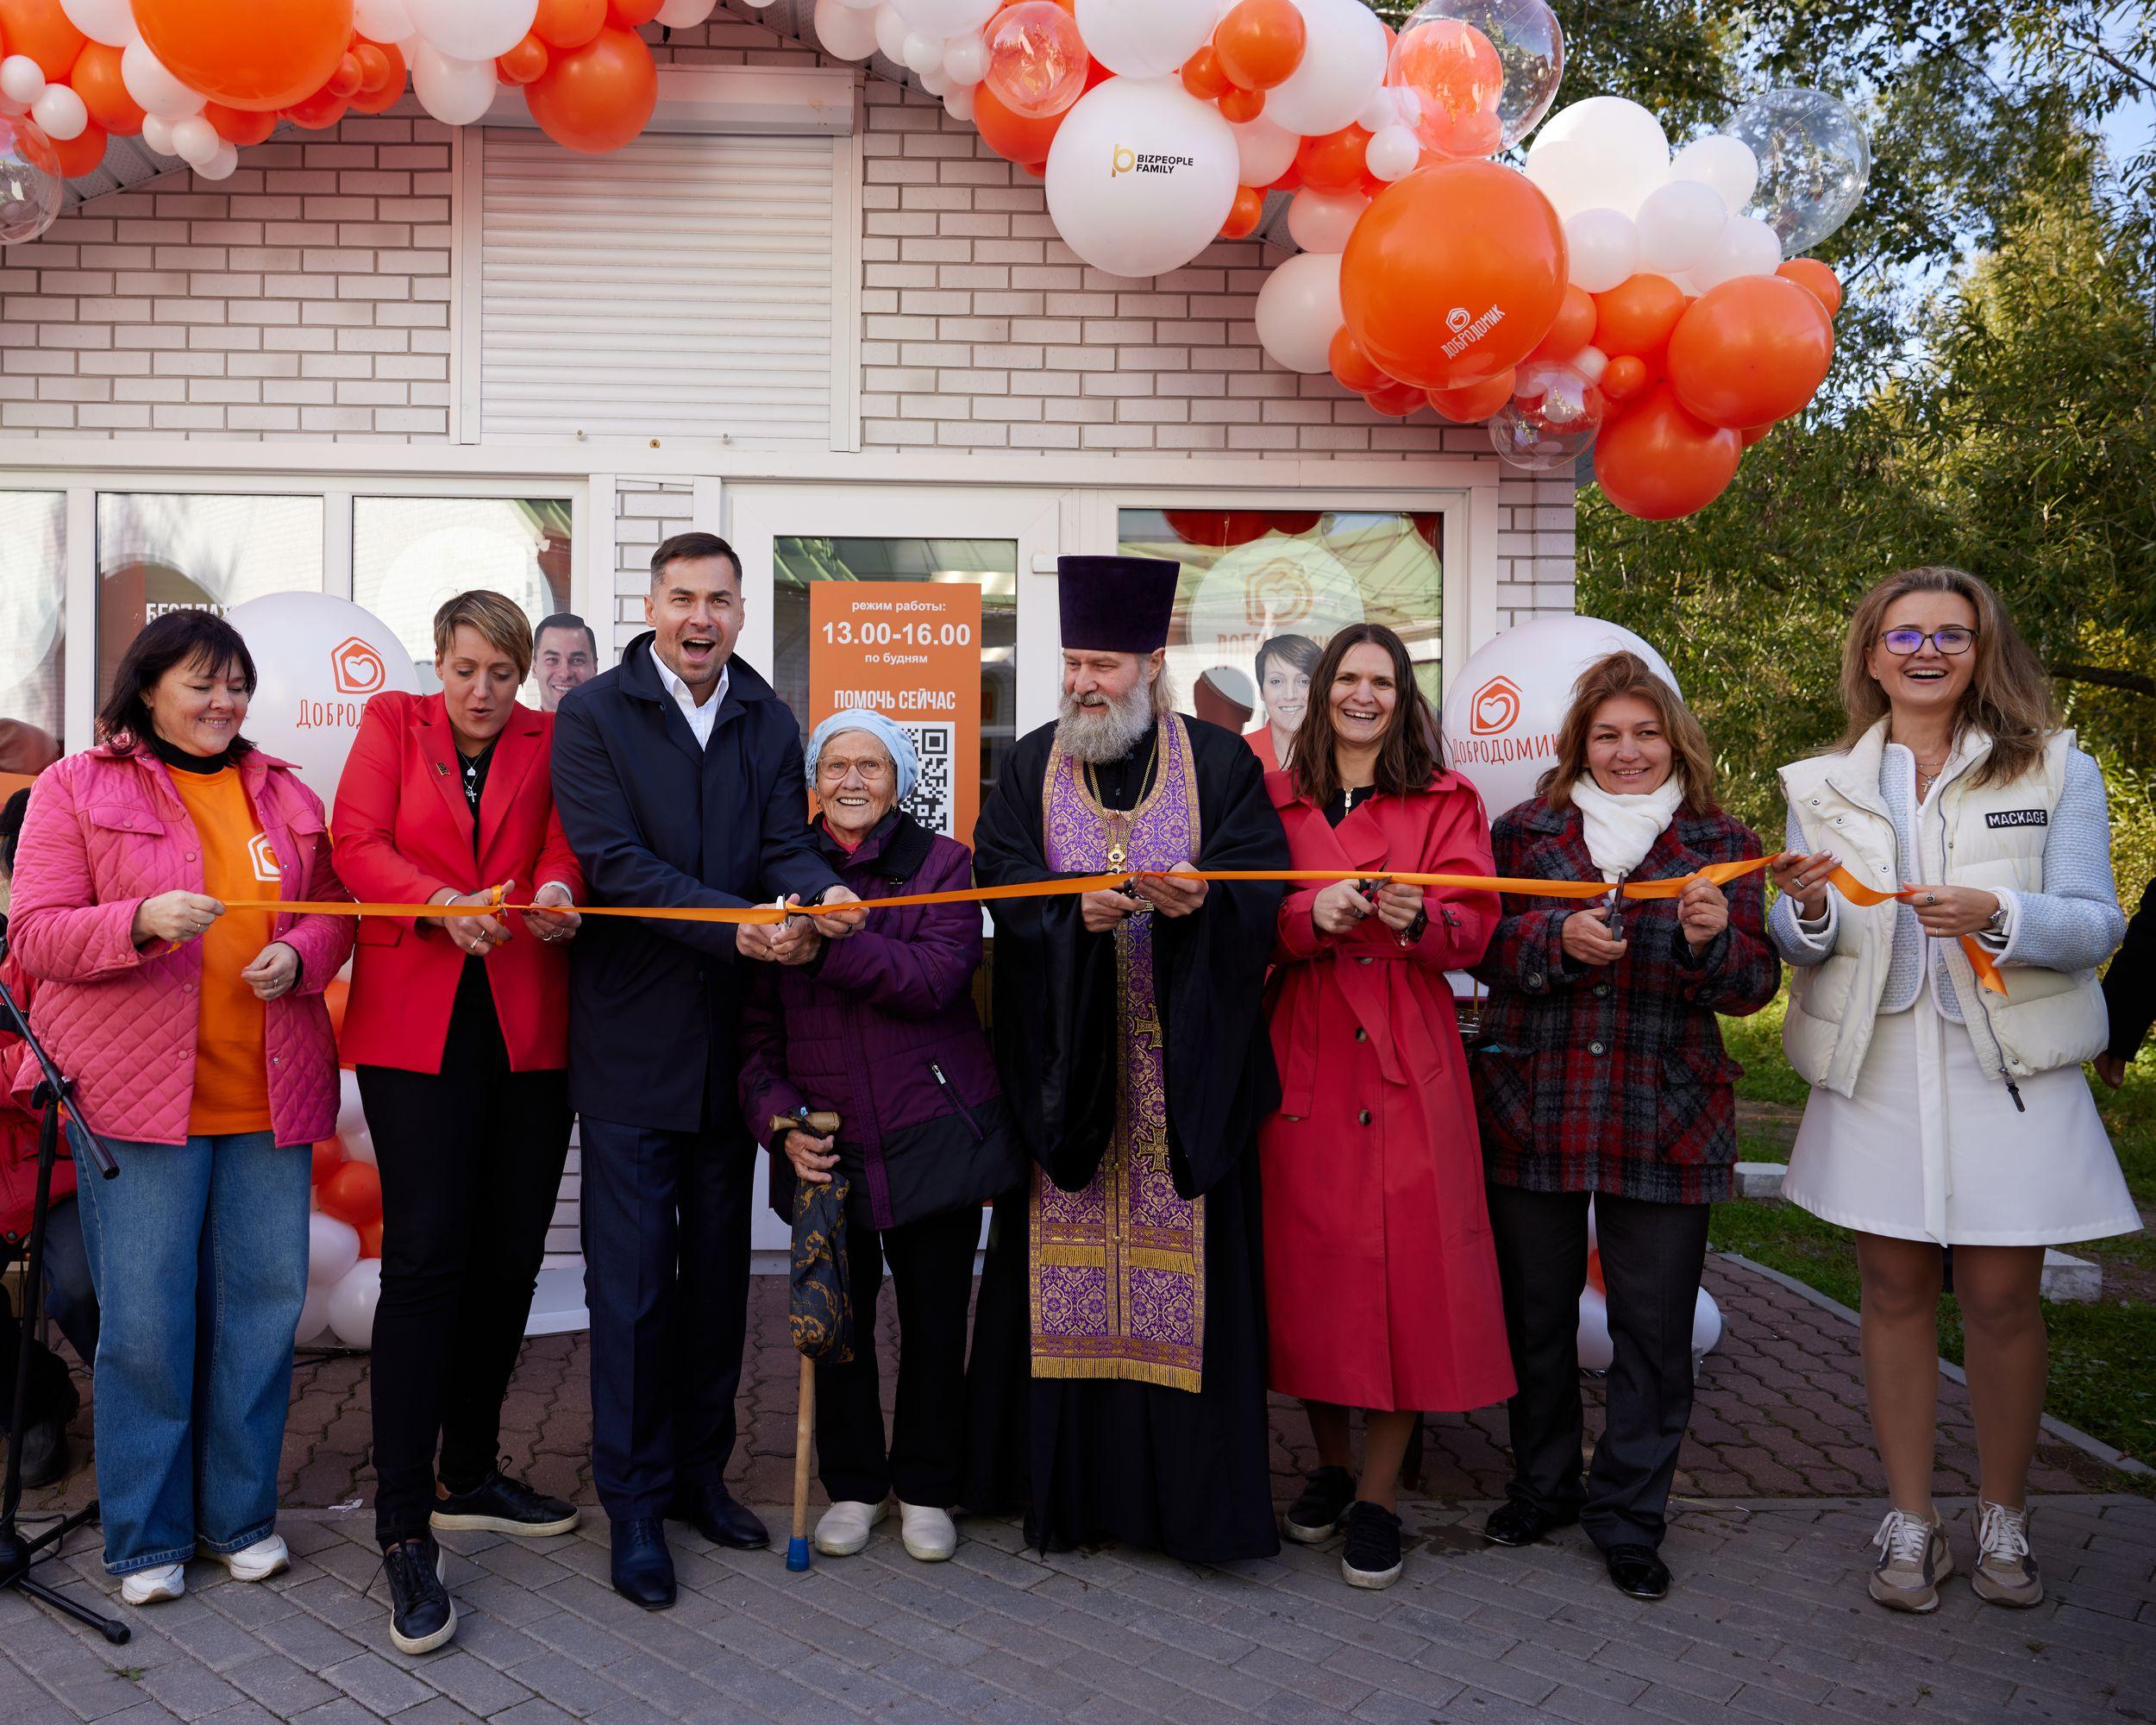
left=1470, top=651, right=1778, bottom=1602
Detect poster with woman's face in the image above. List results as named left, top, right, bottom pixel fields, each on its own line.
left=1259, top=644, right=1315, bottom=737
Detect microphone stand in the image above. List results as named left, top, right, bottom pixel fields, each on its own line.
left=0, top=938, right=128, bottom=1644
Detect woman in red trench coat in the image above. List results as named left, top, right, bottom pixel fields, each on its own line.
left=1260, top=623, right=1515, bottom=1591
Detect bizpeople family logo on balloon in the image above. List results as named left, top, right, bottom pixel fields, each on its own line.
left=1110, top=144, right=1197, bottom=179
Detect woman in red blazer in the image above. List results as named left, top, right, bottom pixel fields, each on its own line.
left=331, top=592, right=585, bottom=1657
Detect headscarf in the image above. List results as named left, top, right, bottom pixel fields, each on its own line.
left=805, top=708, right=918, bottom=804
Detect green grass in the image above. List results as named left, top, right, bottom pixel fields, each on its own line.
left=1708, top=986, right=2156, bottom=1471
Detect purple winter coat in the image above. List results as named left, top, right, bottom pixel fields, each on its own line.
left=737, top=810, right=1023, bottom=1232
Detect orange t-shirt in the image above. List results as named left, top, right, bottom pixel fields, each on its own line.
left=166, top=767, right=279, bottom=1136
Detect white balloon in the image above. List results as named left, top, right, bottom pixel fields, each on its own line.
left=1689, top=212, right=1782, bottom=290
left=140, top=113, right=177, bottom=155
left=30, top=84, right=87, bottom=142
left=224, top=593, right=421, bottom=803
left=1570, top=342, right=1608, bottom=384
left=172, top=115, right=221, bottom=167
left=1076, top=0, right=1217, bottom=80
left=920, top=66, right=949, bottom=95
left=334, top=1071, right=376, bottom=1168
left=327, top=1259, right=383, bottom=1351
left=836, top=0, right=883, bottom=10
left=1669, top=134, right=1758, bottom=214
left=900, top=30, right=943, bottom=74
left=60, top=0, right=137, bottom=47
left=1357, top=86, right=1399, bottom=135
left=1364, top=124, right=1418, bottom=183
left=1530, top=96, right=1668, bottom=216
left=197, top=142, right=240, bottom=182
left=411, top=44, right=501, bottom=128
left=1521, top=135, right=1604, bottom=222
left=873, top=4, right=912, bottom=65
left=1634, top=177, right=1727, bottom=274
left=943, top=34, right=986, bottom=85
left=1286, top=186, right=1365, bottom=254
left=121, top=39, right=203, bottom=120
left=1230, top=116, right=1297, bottom=189
left=0, top=57, right=47, bottom=108
left=1252, top=248, right=1343, bottom=373
left=309, top=1214, right=362, bottom=1290
left=1692, top=1286, right=1724, bottom=1356
left=814, top=0, right=881, bottom=60
left=1267, top=0, right=1388, bottom=137
left=888, top=0, right=999, bottom=36
left=943, top=82, right=975, bottom=122
left=296, top=1284, right=331, bottom=1348
left=1563, top=208, right=1638, bottom=293
left=1576, top=1285, right=1614, bottom=1372
left=1044, top=78, right=1240, bottom=279
left=354, top=0, right=420, bottom=43
left=1440, top=615, right=1681, bottom=817
left=657, top=0, right=720, bottom=22
left=405, top=0, right=539, bottom=63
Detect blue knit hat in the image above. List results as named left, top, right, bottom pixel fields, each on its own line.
left=805, top=708, right=918, bottom=803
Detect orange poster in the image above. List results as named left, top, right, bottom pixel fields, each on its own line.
left=807, top=581, right=981, bottom=844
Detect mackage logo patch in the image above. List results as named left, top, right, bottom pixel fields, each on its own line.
left=1985, top=809, right=2049, bottom=829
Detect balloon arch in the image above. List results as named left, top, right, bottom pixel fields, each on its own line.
left=0, top=0, right=1870, bottom=520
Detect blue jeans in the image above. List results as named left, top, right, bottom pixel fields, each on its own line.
left=71, top=1130, right=310, bottom=1575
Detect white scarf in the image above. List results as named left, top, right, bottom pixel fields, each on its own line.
left=1570, top=774, right=1685, bottom=881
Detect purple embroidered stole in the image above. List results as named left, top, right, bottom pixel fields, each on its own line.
left=1030, top=713, right=1206, bottom=1394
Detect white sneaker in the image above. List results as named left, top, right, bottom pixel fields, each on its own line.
left=120, top=1564, right=185, bottom=1606
left=1971, top=1500, right=2043, bottom=1608
left=898, top=1502, right=956, bottom=1562
left=1868, top=1507, right=1953, bottom=1612
left=198, top=1534, right=291, bottom=1582
left=813, top=1499, right=887, bottom=1557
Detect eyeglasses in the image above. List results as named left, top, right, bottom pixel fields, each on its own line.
left=1879, top=626, right=1977, bottom=656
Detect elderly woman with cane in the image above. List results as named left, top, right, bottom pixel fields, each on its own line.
left=738, top=709, right=1023, bottom=1564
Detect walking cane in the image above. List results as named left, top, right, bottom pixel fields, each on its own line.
left=776, top=1110, right=845, bottom=1574
left=789, top=1354, right=814, bottom=1571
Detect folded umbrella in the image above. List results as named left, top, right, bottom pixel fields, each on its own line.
left=785, top=1149, right=854, bottom=1572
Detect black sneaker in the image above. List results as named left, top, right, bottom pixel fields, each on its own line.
left=1340, top=1501, right=1404, bottom=1590
left=1283, top=1465, right=1355, bottom=1544
left=383, top=1536, right=456, bottom=1655
left=431, top=1465, right=580, bottom=1539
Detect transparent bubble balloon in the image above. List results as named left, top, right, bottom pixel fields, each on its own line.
left=1489, top=360, right=1603, bottom=473
left=1388, top=0, right=1564, bottom=161
left=983, top=1, right=1088, bottom=122
left=1728, top=86, right=1869, bottom=255
left=0, top=114, right=63, bottom=247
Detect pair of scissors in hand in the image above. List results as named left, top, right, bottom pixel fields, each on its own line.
left=1603, top=871, right=1630, bottom=943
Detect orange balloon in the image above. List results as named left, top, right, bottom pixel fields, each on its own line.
left=310, top=1138, right=344, bottom=1184
left=1218, top=85, right=1264, bottom=123
left=0, top=0, right=83, bottom=78
left=1591, top=273, right=1686, bottom=363
left=206, top=101, right=277, bottom=146
left=498, top=32, right=550, bottom=85
left=1391, top=16, right=1501, bottom=159
left=609, top=0, right=664, bottom=22
left=318, top=1160, right=382, bottom=1227
left=1364, top=378, right=1427, bottom=417
left=1340, top=160, right=1567, bottom=391
left=324, top=977, right=349, bottom=1041
left=1219, top=184, right=1263, bottom=241
left=535, top=0, right=607, bottom=50
left=1425, top=367, right=1514, bottom=422
left=1592, top=383, right=1743, bottom=521
left=1181, top=45, right=1230, bottom=102
left=135, top=0, right=355, bottom=113
left=1777, top=256, right=1842, bottom=317
left=353, top=42, right=392, bottom=93
left=1020, top=158, right=1047, bottom=179
left=359, top=1220, right=384, bottom=1258
left=1527, top=284, right=1595, bottom=362
left=526, top=23, right=656, bottom=154
left=1295, top=123, right=1370, bottom=195
left=1267, top=155, right=1300, bottom=192
left=1213, top=0, right=1306, bottom=92
left=324, top=53, right=362, bottom=97
left=974, top=78, right=1069, bottom=166
left=285, top=88, right=348, bottom=129
left=1664, top=274, right=1834, bottom=430
left=52, top=118, right=104, bottom=176
left=1328, top=326, right=1387, bottom=393
left=347, top=41, right=404, bottom=113
left=1741, top=422, right=1776, bottom=446
left=1600, top=353, right=1648, bottom=402
left=69, top=41, right=145, bottom=137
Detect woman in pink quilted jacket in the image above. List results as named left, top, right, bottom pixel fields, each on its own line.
left=8, top=612, right=354, bottom=1608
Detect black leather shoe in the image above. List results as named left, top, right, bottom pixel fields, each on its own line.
left=1282, top=1466, right=1355, bottom=1544
left=1604, top=1543, right=1670, bottom=1600
left=382, top=1536, right=457, bottom=1654
left=432, top=1465, right=580, bottom=1539
left=1482, top=1500, right=1577, bottom=1548
left=667, top=1481, right=769, bottom=1551
left=610, top=1518, right=676, bottom=1609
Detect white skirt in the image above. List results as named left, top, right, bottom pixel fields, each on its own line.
left=1784, top=997, right=2141, bottom=1246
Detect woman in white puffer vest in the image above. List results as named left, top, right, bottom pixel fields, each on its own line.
left=1769, top=566, right=2136, bottom=1617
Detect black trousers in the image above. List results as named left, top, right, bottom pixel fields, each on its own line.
left=816, top=1201, right=978, bottom=1508
left=1485, top=1184, right=1710, bottom=1552
left=358, top=960, right=572, bottom=1545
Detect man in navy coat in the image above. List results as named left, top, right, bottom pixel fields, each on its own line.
left=552, top=530, right=858, bottom=1607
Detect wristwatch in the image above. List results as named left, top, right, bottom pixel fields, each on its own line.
left=1984, top=901, right=2009, bottom=937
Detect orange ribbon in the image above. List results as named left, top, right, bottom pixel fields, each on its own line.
left=1813, top=862, right=2009, bottom=995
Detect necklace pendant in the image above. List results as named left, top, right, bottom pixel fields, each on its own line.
left=1107, top=843, right=1127, bottom=868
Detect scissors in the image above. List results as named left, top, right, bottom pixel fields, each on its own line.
left=1603, top=871, right=1631, bottom=944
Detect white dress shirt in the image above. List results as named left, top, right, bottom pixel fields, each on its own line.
left=651, top=651, right=729, bottom=749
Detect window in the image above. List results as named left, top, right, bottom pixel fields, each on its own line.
left=97, top=492, right=325, bottom=706
left=353, top=497, right=573, bottom=702
left=0, top=492, right=66, bottom=774
left=1118, top=508, right=1445, bottom=764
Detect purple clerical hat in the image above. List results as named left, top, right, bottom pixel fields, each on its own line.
left=1057, top=555, right=1180, bottom=654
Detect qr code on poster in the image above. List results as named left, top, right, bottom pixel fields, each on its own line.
left=900, top=723, right=956, bottom=837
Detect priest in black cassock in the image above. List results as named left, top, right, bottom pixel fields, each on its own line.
left=962, top=555, right=1289, bottom=1562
